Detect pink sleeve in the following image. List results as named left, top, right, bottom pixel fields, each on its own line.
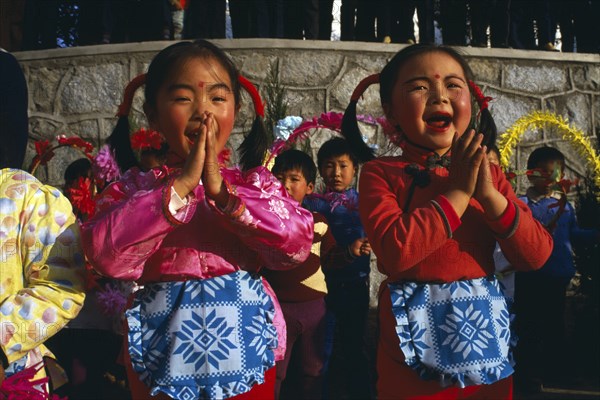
left=81, top=170, right=197, bottom=280
left=213, top=167, right=314, bottom=270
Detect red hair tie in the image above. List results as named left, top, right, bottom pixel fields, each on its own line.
left=116, top=74, right=146, bottom=117
left=351, top=74, right=380, bottom=102
left=238, top=75, right=264, bottom=118
left=468, top=80, right=493, bottom=112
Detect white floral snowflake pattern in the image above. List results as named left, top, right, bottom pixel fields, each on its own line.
left=439, top=303, right=495, bottom=359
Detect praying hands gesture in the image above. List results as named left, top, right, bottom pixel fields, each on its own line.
left=444, top=129, right=486, bottom=217
left=173, top=112, right=229, bottom=209
left=474, top=144, right=508, bottom=219
left=444, top=129, right=507, bottom=219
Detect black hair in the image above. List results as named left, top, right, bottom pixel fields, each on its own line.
left=342, top=43, right=497, bottom=162
left=0, top=51, right=29, bottom=169
left=107, top=39, right=269, bottom=172
left=527, top=146, right=565, bottom=170
left=64, top=158, right=92, bottom=187
left=316, top=137, right=359, bottom=173
left=272, top=149, right=317, bottom=185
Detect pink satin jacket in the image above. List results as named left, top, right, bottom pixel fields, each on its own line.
left=81, top=165, right=314, bottom=359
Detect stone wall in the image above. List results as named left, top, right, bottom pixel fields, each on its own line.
left=13, top=39, right=600, bottom=304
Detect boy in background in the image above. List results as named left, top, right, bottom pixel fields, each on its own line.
left=264, top=149, right=367, bottom=399
left=303, top=137, right=372, bottom=399
left=515, top=146, right=600, bottom=393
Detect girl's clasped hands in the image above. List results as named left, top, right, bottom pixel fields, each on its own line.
left=447, top=128, right=507, bottom=219
left=173, top=111, right=229, bottom=209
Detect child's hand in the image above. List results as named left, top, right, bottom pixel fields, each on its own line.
left=444, top=130, right=485, bottom=216
left=475, top=150, right=508, bottom=219
left=173, top=114, right=208, bottom=198
left=449, top=130, right=485, bottom=196
left=201, top=113, right=229, bottom=208
left=350, top=237, right=372, bottom=257
left=474, top=149, right=498, bottom=201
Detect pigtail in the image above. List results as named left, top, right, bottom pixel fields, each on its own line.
left=340, top=74, right=379, bottom=163
left=468, top=80, right=497, bottom=149
left=237, top=75, right=270, bottom=171
left=107, top=74, right=146, bottom=172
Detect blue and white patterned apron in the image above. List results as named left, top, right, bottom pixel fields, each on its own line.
left=126, top=270, right=278, bottom=399
left=388, top=276, right=516, bottom=388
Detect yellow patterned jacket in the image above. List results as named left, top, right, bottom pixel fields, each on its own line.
left=0, top=168, right=85, bottom=375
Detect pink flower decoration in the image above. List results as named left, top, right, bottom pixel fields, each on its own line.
left=93, top=145, right=121, bottom=183
left=318, top=112, right=344, bottom=130
left=96, top=282, right=128, bottom=315
left=357, top=114, right=377, bottom=125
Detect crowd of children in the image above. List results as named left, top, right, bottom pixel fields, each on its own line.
left=2, top=38, right=599, bottom=400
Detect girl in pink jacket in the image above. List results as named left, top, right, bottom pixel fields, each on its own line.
left=81, top=40, right=314, bottom=400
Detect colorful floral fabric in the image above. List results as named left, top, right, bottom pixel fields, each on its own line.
left=0, top=169, right=85, bottom=370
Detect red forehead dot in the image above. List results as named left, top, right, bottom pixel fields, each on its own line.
left=198, top=82, right=205, bottom=88
left=434, top=74, right=441, bottom=79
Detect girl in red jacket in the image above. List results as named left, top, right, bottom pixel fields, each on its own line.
left=341, top=44, right=553, bottom=399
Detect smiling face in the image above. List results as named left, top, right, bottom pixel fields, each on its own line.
left=145, top=57, right=237, bottom=160
left=320, top=154, right=357, bottom=192
left=383, top=51, right=472, bottom=155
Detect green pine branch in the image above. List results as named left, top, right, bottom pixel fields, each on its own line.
left=264, top=60, right=288, bottom=141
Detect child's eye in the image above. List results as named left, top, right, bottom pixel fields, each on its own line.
left=411, top=85, right=428, bottom=92
left=174, top=96, right=191, bottom=102
left=212, top=96, right=227, bottom=102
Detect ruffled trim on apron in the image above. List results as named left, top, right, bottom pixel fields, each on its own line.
left=388, top=276, right=516, bottom=388
left=126, top=271, right=278, bottom=399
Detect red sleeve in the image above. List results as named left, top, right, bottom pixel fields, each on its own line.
left=358, top=160, right=454, bottom=276
left=489, top=164, right=553, bottom=271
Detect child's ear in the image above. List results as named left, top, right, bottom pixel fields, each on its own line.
left=307, top=182, right=314, bottom=195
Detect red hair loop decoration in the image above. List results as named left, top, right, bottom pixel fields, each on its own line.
left=468, top=80, right=493, bottom=112
left=116, top=74, right=146, bottom=117
left=238, top=75, right=264, bottom=118
left=351, top=74, right=380, bottom=102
